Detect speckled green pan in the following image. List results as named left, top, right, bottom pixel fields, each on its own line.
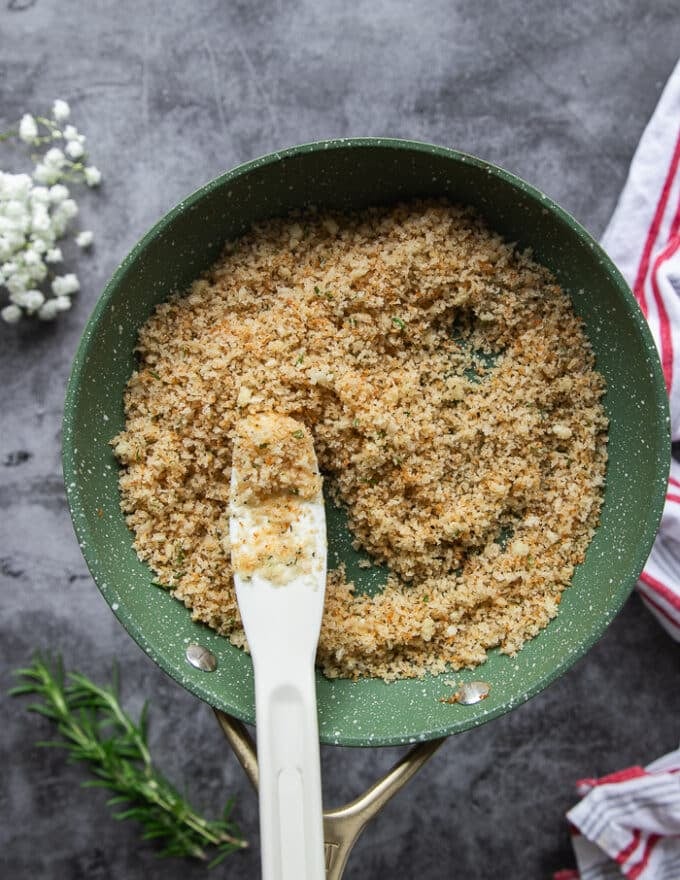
left=63, top=139, right=670, bottom=747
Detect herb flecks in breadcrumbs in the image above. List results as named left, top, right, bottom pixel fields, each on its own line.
left=112, top=201, right=608, bottom=682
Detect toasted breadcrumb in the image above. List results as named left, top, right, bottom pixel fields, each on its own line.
left=229, top=414, right=322, bottom=586
left=231, top=413, right=321, bottom=506
left=112, top=201, right=608, bottom=681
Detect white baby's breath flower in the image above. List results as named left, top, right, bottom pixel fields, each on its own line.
left=52, top=99, right=70, bottom=122
left=50, top=198, right=79, bottom=237
left=22, top=248, right=43, bottom=268
left=48, top=183, right=70, bottom=204
left=63, top=124, right=79, bottom=141
left=37, top=299, right=59, bottom=320
left=3, top=217, right=29, bottom=240
left=37, top=293, right=73, bottom=321
left=11, top=288, right=44, bottom=313
left=53, top=294, right=72, bottom=311
left=6, top=272, right=29, bottom=295
left=19, top=114, right=38, bottom=143
left=1, top=200, right=21, bottom=219
left=1, top=303, right=22, bottom=323
left=58, top=198, right=78, bottom=220
left=25, top=289, right=45, bottom=312
left=50, top=215, right=67, bottom=238
left=75, top=230, right=93, bottom=248
left=51, top=273, right=80, bottom=296
left=30, top=237, right=49, bottom=254
left=33, top=163, right=60, bottom=185
left=5, top=229, right=25, bottom=252
left=3, top=101, right=101, bottom=324
left=30, top=186, right=51, bottom=204
left=31, top=205, right=52, bottom=234
left=0, top=172, right=32, bottom=200
left=84, top=165, right=101, bottom=186
left=65, top=140, right=85, bottom=160
left=24, top=258, right=47, bottom=284
left=44, top=147, right=66, bottom=169
left=4, top=199, right=27, bottom=220
left=4, top=215, right=29, bottom=237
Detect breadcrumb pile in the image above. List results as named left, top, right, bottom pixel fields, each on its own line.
left=112, top=201, right=608, bottom=681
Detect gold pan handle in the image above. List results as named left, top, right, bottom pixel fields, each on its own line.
left=214, top=709, right=446, bottom=879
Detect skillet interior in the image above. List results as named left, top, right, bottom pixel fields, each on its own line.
left=63, top=139, right=669, bottom=746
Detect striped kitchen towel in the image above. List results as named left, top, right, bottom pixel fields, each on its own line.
left=560, top=747, right=680, bottom=880
left=554, top=61, right=680, bottom=880
left=601, top=57, right=680, bottom=640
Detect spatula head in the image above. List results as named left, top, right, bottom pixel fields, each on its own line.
left=229, top=414, right=327, bottom=658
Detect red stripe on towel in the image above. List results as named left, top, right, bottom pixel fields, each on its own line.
left=640, top=571, right=680, bottom=612
left=617, top=829, right=642, bottom=867
left=628, top=833, right=662, bottom=879
left=650, top=235, right=680, bottom=390
left=639, top=588, right=680, bottom=631
left=577, top=767, right=648, bottom=790
left=633, top=129, right=680, bottom=315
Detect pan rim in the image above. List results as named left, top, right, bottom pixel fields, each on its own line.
left=63, top=137, right=671, bottom=746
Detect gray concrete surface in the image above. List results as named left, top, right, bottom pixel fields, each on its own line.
left=2, top=1, right=680, bottom=878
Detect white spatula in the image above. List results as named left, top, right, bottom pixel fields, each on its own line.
left=229, top=414, right=327, bottom=880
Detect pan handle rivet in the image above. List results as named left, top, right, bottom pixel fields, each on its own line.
left=454, top=681, right=490, bottom=705
left=186, top=644, right=217, bottom=672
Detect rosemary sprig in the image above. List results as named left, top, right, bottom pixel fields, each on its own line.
left=10, top=656, right=247, bottom=866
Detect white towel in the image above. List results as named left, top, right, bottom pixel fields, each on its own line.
left=555, top=60, right=680, bottom=880
left=601, top=59, right=680, bottom=640
left=557, top=748, right=680, bottom=880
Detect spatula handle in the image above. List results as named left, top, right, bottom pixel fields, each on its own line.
left=254, top=658, right=325, bottom=880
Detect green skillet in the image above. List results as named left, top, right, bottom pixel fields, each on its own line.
left=62, top=138, right=670, bottom=751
